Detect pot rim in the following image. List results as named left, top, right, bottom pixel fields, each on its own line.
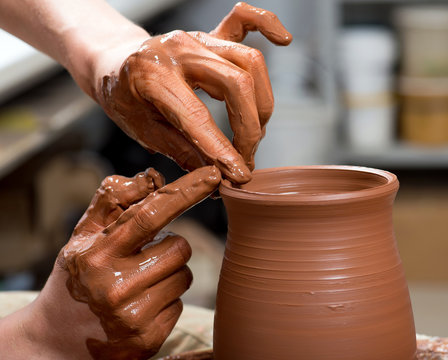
left=219, top=165, right=398, bottom=205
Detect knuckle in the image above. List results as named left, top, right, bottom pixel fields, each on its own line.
left=164, top=30, right=191, bottom=44
left=99, top=176, right=126, bottom=200
left=233, top=70, right=254, bottom=93
left=259, top=95, right=274, bottom=120
left=186, top=103, right=210, bottom=125
left=100, top=175, right=119, bottom=189
left=173, top=236, right=192, bottom=263
left=116, top=307, right=140, bottom=330
left=170, top=29, right=187, bottom=38
left=133, top=206, right=156, bottom=233
left=72, top=252, right=98, bottom=273
left=234, top=2, right=247, bottom=12
left=101, top=286, right=123, bottom=308
left=247, top=48, right=264, bottom=65
left=268, top=12, right=279, bottom=22
left=115, top=204, right=137, bottom=225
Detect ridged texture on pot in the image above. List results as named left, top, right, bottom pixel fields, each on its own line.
left=214, top=166, right=416, bottom=360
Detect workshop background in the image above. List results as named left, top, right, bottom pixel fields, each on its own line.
left=1, top=0, right=448, bottom=337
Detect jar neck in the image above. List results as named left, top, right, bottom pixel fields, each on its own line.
left=222, top=191, right=397, bottom=242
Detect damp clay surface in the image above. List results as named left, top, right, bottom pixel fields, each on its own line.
left=215, top=166, right=417, bottom=360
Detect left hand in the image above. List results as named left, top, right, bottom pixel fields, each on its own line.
left=0, top=166, right=220, bottom=360
left=93, top=2, right=292, bottom=184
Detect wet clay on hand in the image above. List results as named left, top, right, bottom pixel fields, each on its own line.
left=215, top=166, right=416, bottom=360
left=45, top=166, right=221, bottom=360
left=96, top=2, right=292, bottom=184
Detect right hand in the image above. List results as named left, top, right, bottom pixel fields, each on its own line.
left=94, top=2, right=292, bottom=184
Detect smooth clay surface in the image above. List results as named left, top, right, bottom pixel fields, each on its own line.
left=215, top=166, right=417, bottom=360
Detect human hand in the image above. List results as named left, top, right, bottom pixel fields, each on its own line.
left=3, top=166, right=220, bottom=360
left=94, top=2, right=292, bottom=184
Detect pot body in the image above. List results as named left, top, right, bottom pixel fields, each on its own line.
left=214, top=166, right=416, bottom=360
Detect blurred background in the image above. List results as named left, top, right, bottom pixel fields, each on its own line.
left=1, top=0, right=448, bottom=337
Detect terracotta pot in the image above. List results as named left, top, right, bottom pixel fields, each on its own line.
left=214, top=166, right=416, bottom=360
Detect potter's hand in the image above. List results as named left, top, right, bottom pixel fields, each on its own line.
left=95, top=2, right=292, bottom=184
left=61, top=166, right=220, bottom=359
left=0, top=166, right=220, bottom=360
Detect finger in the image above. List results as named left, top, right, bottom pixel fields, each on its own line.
left=73, top=168, right=164, bottom=235
left=137, top=233, right=192, bottom=286
left=181, top=53, right=261, bottom=170
left=149, top=299, right=183, bottom=352
left=150, top=266, right=192, bottom=315
left=135, top=72, right=251, bottom=182
left=155, top=299, right=183, bottom=338
left=107, top=166, right=220, bottom=255
left=118, top=267, right=191, bottom=328
left=190, top=31, right=273, bottom=132
left=101, top=168, right=165, bottom=210
left=211, top=2, right=292, bottom=46
left=139, top=113, right=208, bottom=173
left=137, top=299, right=184, bottom=357
left=106, top=233, right=191, bottom=300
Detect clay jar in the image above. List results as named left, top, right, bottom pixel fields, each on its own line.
left=214, top=166, right=416, bottom=360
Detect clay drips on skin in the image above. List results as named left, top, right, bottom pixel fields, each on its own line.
left=95, top=2, right=291, bottom=184
left=59, top=166, right=220, bottom=359
left=215, top=166, right=416, bottom=360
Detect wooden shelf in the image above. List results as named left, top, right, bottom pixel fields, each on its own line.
left=337, top=142, right=448, bottom=168
left=0, top=75, right=97, bottom=178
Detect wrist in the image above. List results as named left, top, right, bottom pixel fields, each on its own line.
left=64, top=23, right=149, bottom=100
left=0, top=299, right=61, bottom=359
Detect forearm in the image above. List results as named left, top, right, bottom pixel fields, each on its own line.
left=0, top=0, right=149, bottom=98
left=0, top=302, right=59, bottom=360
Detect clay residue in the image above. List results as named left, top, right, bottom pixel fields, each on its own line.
left=210, top=2, right=292, bottom=45
left=215, top=166, right=416, bottom=360
left=95, top=2, right=292, bottom=184
left=59, top=166, right=220, bottom=359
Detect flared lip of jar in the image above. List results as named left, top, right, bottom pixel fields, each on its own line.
left=219, top=165, right=398, bottom=205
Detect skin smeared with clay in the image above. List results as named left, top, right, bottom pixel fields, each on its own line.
left=65, top=166, right=220, bottom=359
left=216, top=166, right=417, bottom=360
left=96, top=2, right=292, bottom=184
left=0, top=166, right=220, bottom=360
left=0, top=1, right=290, bottom=182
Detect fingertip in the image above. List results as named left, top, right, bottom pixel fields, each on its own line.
left=216, top=157, right=252, bottom=184
left=191, top=166, right=221, bottom=190
left=265, top=28, right=293, bottom=46
left=175, top=235, right=192, bottom=263
left=182, top=266, right=194, bottom=290
left=145, top=167, right=165, bottom=189
left=281, top=31, right=293, bottom=46
left=206, top=165, right=222, bottom=185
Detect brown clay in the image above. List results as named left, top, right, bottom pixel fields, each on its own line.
left=215, top=166, right=416, bottom=360
left=55, top=166, right=221, bottom=359
left=96, top=2, right=292, bottom=184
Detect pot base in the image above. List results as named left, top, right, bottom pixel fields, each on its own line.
left=160, top=337, right=447, bottom=360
